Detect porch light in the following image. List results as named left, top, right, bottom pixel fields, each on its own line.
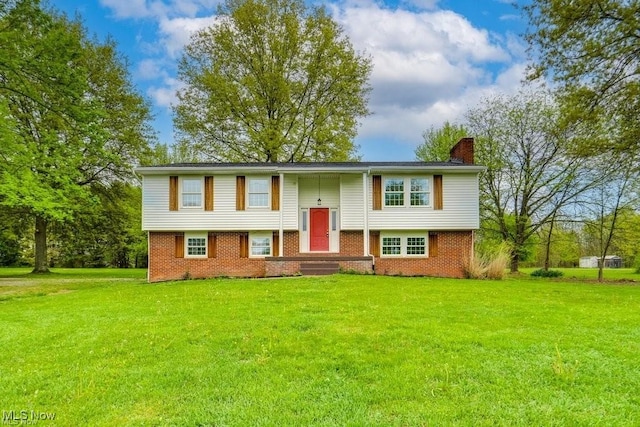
left=317, top=198, right=322, bottom=206
left=317, top=175, right=321, bottom=205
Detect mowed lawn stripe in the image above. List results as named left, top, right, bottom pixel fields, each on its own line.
left=1, top=273, right=639, bottom=425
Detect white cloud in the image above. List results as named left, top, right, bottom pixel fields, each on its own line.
left=332, top=2, right=520, bottom=154
left=403, top=0, right=440, bottom=10
left=99, top=0, right=168, bottom=19
left=157, top=15, right=218, bottom=57
left=356, top=60, right=528, bottom=155
left=147, top=77, right=184, bottom=108
left=499, top=14, right=520, bottom=21
left=136, top=59, right=166, bottom=80
left=97, top=0, right=528, bottom=158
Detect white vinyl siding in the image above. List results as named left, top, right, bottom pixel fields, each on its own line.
left=340, top=174, right=365, bottom=229
left=141, top=170, right=481, bottom=232
left=298, top=176, right=339, bottom=208
left=281, top=175, right=298, bottom=230
left=369, top=174, right=480, bottom=230
left=142, top=175, right=279, bottom=231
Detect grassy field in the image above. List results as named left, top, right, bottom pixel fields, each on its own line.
left=1, top=268, right=639, bottom=426
left=519, top=267, right=638, bottom=281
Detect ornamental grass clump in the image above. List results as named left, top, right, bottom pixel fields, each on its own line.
left=463, top=244, right=509, bottom=280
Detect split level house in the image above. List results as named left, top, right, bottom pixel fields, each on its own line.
left=136, top=138, right=484, bottom=282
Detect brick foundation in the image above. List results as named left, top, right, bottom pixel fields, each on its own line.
left=149, top=232, right=266, bottom=281
left=339, top=230, right=364, bottom=256
left=374, top=231, right=472, bottom=278
left=148, top=230, right=472, bottom=281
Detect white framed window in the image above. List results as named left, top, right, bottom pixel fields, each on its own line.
left=186, top=233, right=207, bottom=257
left=410, top=178, right=429, bottom=206
left=248, top=178, right=269, bottom=208
left=407, top=237, right=426, bottom=255
left=380, top=232, right=428, bottom=257
left=182, top=178, right=202, bottom=208
left=383, top=177, right=431, bottom=208
left=384, top=178, right=404, bottom=206
left=250, top=232, right=272, bottom=257
left=382, top=237, right=401, bottom=255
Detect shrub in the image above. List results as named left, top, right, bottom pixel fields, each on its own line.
left=485, top=250, right=509, bottom=280
left=530, top=268, right=564, bottom=278
left=462, top=255, right=486, bottom=279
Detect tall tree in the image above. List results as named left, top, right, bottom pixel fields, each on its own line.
left=581, top=155, right=639, bottom=281
left=50, top=183, right=146, bottom=269
left=465, top=89, right=594, bottom=272
left=175, top=0, right=371, bottom=162
left=524, top=0, right=640, bottom=156
left=414, top=121, right=469, bottom=162
left=0, top=0, right=154, bottom=272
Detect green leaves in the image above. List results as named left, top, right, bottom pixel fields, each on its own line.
left=415, top=122, right=469, bottom=162
left=0, top=0, right=154, bottom=269
left=175, top=0, right=371, bottom=162
left=524, top=0, right=640, bottom=155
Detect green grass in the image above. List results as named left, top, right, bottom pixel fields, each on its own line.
left=1, top=269, right=639, bottom=425
left=520, top=267, right=638, bottom=281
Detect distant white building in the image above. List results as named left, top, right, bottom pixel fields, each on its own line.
left=579, top=255, right=622, bottom=268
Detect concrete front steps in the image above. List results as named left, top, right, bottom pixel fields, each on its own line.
left=299, top=262, right=340, bottom=275
left=264, top=256, right=373, bottom=276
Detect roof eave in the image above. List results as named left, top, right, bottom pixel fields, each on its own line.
left=134, top=164, right=486, bottom=175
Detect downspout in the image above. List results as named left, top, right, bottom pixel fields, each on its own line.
left=279, top=172, right=284, bottom=257
left=364, top=170, right=375, bottom=271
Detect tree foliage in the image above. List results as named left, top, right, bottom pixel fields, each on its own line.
left=0, top=0, right=154, bottom=272
left=175, top=0, right=371, bottom=162
left=524, top=0, right=640, bottom=156
left=414, top=121, right=469, bottom=162
left=50, top=183, right=147, bottom=268
left=465, top=89, right=594, bottom=272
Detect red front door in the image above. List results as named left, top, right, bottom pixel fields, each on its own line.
left=310, top=208, right=329, bottom=251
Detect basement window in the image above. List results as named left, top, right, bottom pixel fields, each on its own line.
left=186, top=234, right=207, bottom=257
left=250, top=232, right=272, bottom=257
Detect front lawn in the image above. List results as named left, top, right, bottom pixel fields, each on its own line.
left=519, top=267, right=638, bottom=281
left=1, top=271, right=638, bottom=425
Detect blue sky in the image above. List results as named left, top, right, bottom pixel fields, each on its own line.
left=49, top=0, right=527, bottom=161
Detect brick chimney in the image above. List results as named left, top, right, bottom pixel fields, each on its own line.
left=449, top=137, right=474, bottom=164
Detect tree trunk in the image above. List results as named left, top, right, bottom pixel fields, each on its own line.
left=32, top=215, right=50, bottom=273
left=598, top=261, right=604, bottom=282
left=543, top=216, right=556, bottom=271
left=543, top=237, right=552, bottom=271
left=510, top=252, right=519, bottom=273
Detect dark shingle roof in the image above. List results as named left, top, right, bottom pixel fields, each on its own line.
left=147, top=160, right=467, bottom=168
left=135, top=160, right=485, bottom=175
